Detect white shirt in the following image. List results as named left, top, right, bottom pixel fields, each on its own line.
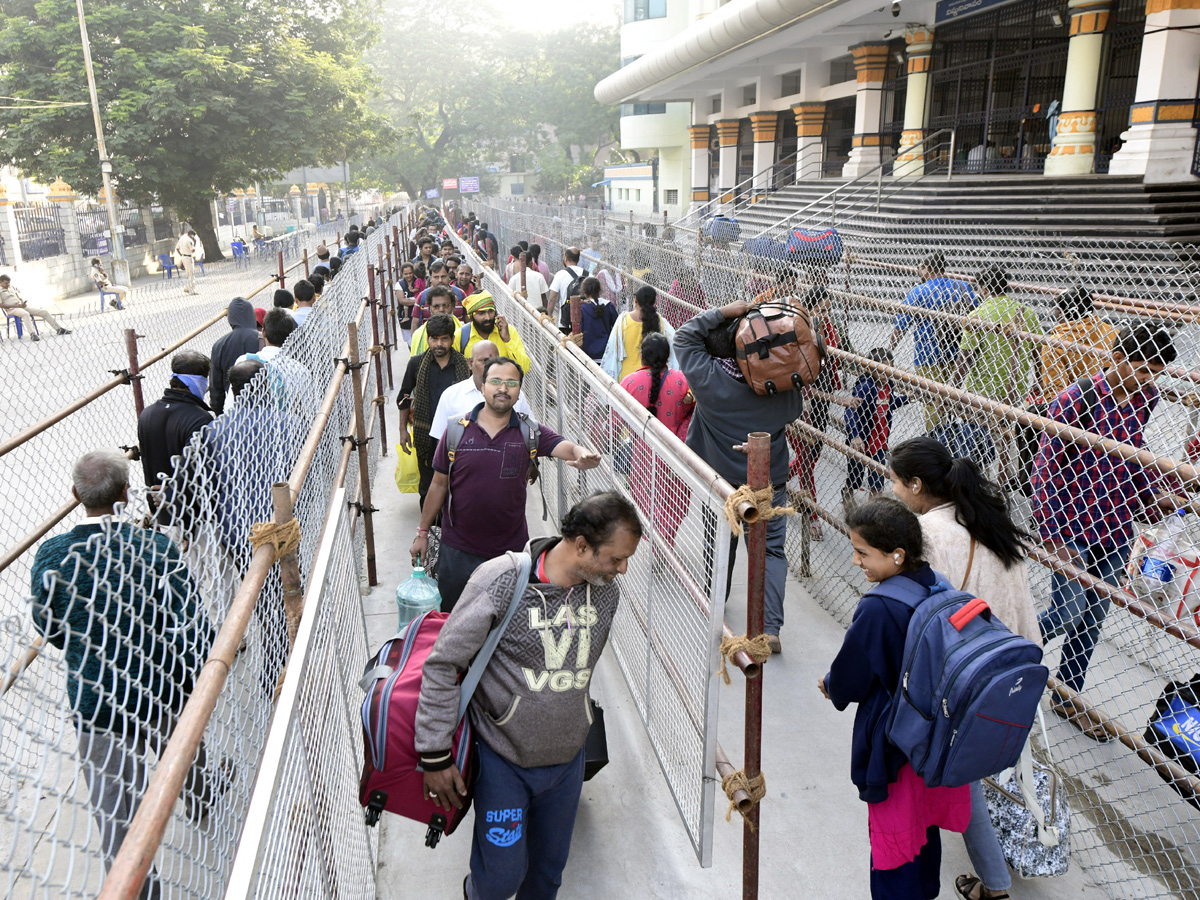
left=175, top=234, right=195, bottom=257
left=429, top=378, right=533, bottom=441
left=549, top=265, right=587, bottom=301
left=507, top=269, right=549, bottom=304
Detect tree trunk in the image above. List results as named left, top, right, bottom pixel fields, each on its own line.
left=184, top=196, right=226, bottom=262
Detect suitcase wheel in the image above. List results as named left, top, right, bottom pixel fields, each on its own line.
left=365, top=789, right=388, bottom=827
left=426, top=812, right=448, bottom=848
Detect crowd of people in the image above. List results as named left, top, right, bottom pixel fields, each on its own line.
left=23, top=202, right=1182, bottom=900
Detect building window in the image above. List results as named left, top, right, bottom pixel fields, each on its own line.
left=711, top=96, right=722, bottom=114
left=664, top=189, right=679, bottom=205
left=636, top=189, right=642, bottom=201
left=511, top=182, right=524, bottom=195
left=742, top=84, right=756, bottom=106
left=624, top=0, right=666, bottom=22
left=780, top=69, right=802, bottom=96
left=620, top=102, right=668, bottom=116
left=829, top=54, right=855, bottom=84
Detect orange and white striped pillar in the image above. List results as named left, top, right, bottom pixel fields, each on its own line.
left=1045, top=0, right=1112, bottom=175
left=843, top=42, right=890, bottom=177
left=749, top=112, right=779, bottom=200
left=1110, top=0, right=1200, bottom=181
left=895, top=27, right=934, bottom=178
left=715, top=119, right=742, bottom=202
left=792, top=102, right=826, bottom=179
left=689, top=124, right=712, bottom=206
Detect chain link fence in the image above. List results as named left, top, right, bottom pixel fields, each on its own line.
left=1, top=213, right=389, bottom=898
left=464, top=186, right=1200, bottom=898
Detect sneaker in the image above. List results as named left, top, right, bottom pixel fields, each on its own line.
left=766, top=635, right=782, bottom=654
left=109, top=299, right=119, bottom=309
left=30, top=334, right=40, bottom=342
left=56, top=328, right=72, bottom=335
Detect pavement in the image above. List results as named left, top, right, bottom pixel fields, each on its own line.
left=363, top=367, right=1108, bottom=900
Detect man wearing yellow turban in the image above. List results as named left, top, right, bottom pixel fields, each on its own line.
left=457, top=291, right=531, bottom=374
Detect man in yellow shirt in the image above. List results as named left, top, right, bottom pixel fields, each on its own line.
left=1039, top=285, right=1118, bottom=399
left=457, top=291, right=531, bottom=374
left=410, top=287, right=462, bottom=356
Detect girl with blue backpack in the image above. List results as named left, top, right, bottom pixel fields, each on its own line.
left=819, top=498, right=972, bottom=899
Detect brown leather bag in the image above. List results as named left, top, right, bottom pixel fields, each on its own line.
left=734, top=304, right=825, bottom=396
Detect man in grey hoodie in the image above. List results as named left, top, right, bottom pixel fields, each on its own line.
left=415, top=491, right=643, bottom=900
left=208, top=297, right=262, bottom=415
left=676, top=298, right=805, bottom=654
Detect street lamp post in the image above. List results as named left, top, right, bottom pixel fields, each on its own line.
left=75, top=0, right=129, bottom=286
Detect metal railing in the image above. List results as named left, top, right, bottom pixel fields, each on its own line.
left=460, top=193, right=1200, bottom=899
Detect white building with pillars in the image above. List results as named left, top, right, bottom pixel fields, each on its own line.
left=595, top=0, right=1200, bottom=210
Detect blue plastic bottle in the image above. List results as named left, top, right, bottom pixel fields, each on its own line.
left=396, top=558, right=442, bottom=628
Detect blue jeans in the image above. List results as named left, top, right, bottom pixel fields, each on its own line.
left=1038, top=540, right=1129, bottom=693
left=466, top=740, right=586, bottom=900
left=726, top=485, right=789, bottom=636
left=962, top=781, right=1011, bottom=890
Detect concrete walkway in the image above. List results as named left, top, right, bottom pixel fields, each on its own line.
left=363, top=398, right=1107, bottom=899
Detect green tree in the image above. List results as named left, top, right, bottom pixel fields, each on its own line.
left=358, top=0, right=619, bottom=199
left=0, top=0, right=386, bottom=258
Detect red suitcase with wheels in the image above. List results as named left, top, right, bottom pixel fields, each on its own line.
left=359, top=610, right=474, bottom=846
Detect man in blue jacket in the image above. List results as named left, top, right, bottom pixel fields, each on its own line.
left=676, top=299, right=804, bottom=653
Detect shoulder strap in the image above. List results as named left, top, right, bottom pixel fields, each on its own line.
left=516, top=412, right=540, bottom=460
left=960, top=539, right=976, bottom=591
left=459, top=324, right=471, bottom=353
left=446, top=417, right=469, bottom=466
left=866, top=575, right=947, bottom=610
left=457, top=551, right=532, bottom=721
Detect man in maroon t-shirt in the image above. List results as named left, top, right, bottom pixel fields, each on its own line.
left=410, top=356, right=601, bottom=610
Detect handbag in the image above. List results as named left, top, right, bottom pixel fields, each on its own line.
left=584, top=700, right=609, bottom=781
left=394, top=432, right=419, bottom=494
left=982, top=708, right=1071, bottom=878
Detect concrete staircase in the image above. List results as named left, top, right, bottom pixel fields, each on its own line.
left=729, top=175, right=1200, bottom=246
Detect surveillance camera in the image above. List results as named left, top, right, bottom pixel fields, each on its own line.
left=891, top=0, right=901, bottom=15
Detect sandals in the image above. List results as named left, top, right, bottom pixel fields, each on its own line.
left=955, top=874, right=1009, bottom=900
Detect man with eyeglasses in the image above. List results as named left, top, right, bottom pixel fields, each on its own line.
left=1031, top=323, right=1178, bottom=739
left=410, top=356, right=600, bottom=610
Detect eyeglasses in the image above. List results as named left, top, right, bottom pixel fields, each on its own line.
left=486, top=378, right=521, bottom=389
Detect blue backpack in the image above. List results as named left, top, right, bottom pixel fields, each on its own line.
left=873, top=575, right=1048, bottom=788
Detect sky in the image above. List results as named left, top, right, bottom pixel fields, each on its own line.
left=501, top=0, right=620, bottom=31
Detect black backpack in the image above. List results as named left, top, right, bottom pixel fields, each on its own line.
left=558, top=265, right=590, bottom=333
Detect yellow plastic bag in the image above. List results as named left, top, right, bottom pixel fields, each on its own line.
left=394, top=432, right=419, bottom=494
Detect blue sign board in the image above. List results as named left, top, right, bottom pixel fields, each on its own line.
left=459, top=176, right=481, bottom=194
left=425, top=188, right=439, bottom=199
left=936, top=0, right=1019, bottom=23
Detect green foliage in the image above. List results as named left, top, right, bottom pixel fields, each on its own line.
left=356, top=0, right=619, bottom=199
left=0, top=0, right=387, bottom=253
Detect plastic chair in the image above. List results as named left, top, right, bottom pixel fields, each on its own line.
left=195, top=258, right=205, bottom=276
left=231, top=242, right=248, bottom=268
left=98, top=286, right=123, bottom=310
left=158, top=253, right=179, bottom=280
left=5, top=311, right=39, bottom=340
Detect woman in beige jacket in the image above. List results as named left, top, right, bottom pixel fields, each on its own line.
left=888, top=436, right=1040, bottom=900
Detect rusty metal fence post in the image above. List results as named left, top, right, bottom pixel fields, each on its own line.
left=742, top=432, right=770, bottom=900
left=277, top=251, right=285, bottom=290
left=123, top=328, right=145, bottom=417
left=347, top=320, right=378, bottom=586
left=366, top=264, right=389, bottom=455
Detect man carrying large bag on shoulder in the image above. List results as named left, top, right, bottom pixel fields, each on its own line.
left=415, top=491, right=643, bottom=900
